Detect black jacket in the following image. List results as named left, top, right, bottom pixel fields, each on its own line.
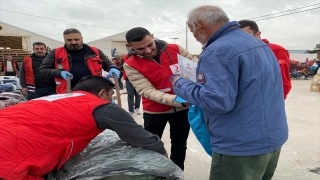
left=93, top=103, right=166, bottom=155
left=19, top=53, right=56, bottom=88
left=39, top=44, right=116, bottom=79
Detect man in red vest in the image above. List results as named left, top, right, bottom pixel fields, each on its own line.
left=39, top=28, right=121, bottom=94
left=239, top=20, right=292, bottom=99
left=1, top=55, right=20, bottom=76
left=19, top=42, right=56, bottom=100
left=123, top=27, right=198, bottom=170
left=0, top=75, right=167, bottom=180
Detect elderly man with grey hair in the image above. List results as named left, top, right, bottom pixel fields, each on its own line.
left=171, top=5, right=288, bottom=180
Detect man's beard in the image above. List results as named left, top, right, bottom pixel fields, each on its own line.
left=198, top=33, right=208, bottom=46
left=67, top=44, right=83, bottom=51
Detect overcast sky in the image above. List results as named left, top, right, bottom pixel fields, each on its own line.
left=0, top=0, right=319, bottom=54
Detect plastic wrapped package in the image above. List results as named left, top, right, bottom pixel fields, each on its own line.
left=0, top=96, right=19, bottom=109
left=0, top=79, right=18, bottom=85
left=0, top=83, right=16, bottom=92
left=48, top=130, right=184, bottom=180
left=0, top=92, right=26, bottom=102
left=0, top=92, right=26, bottom=109
left=0, top=76, right=22, bottom=90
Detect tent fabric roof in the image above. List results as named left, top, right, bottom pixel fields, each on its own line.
left=86, top=31, right=159, bottom=44
left=0, top=36, right=22, bottom=49
left=86, top=31, right=128, bottom=44
left=0, top=21, right=63, bottom=44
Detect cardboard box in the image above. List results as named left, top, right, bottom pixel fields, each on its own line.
left=314, top=75, right=320, bottom=84
left=310, top=83, right=320, bottom=92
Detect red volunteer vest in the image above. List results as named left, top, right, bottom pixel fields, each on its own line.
left=262, top=39, right=291, bottom=99
left=54, top=47, right=102, bottom=93
left=23, top=56, right=35, bottom=86
left=0, top=91, right=107, bottom=179
left=125, top=44, right=180, bottom=112
left=2, top=60, right=18, bottom=72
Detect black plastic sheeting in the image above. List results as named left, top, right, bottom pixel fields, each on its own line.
left=48, top=130, right=184, bottom=180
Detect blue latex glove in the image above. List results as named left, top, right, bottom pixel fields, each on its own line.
left=60, top=71, right=73, bottom=80
left=174, top=96, right=188, bottom=103
left=108, top=68, right=120, bottom=78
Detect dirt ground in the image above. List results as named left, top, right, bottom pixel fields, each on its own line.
left=118, top=78, right=320, bottom=180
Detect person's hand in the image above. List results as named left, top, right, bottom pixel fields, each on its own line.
left=109, top=68, right=120, bottom=78
left=180, top=73, right=189, bottom=79
left=60, top=71, right=73, bottom=81
left=22, top=88, right=28, bottom=95
left=113, top=95, right=118, bottom=100
left=171, top=75, right=180, bottom=85
left=0, top=72, right=4, bottom=76
left=170, top=73, right=189, bottom=85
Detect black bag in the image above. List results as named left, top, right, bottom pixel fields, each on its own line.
left=48, top=130, right=183, bottom=180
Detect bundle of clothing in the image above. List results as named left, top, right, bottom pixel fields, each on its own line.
left=0, top=76, right=22, bottom=91
left=48, top=129, right=183, bottom=180
left=0, top=79, right=18, bottom=85
left=0, top=83, right=16, bottom=92
left=0, top=92, right=26, bottom=109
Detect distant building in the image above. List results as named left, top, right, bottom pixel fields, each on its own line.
left=0, top=21, right=63, bottom=53
left=86, top=31, right=128, bottom=58
left=86, top=31, right=159, bottom=58
left=307, top=44, right=320, bottom=53
left=0, top=21, right=63, bottom=67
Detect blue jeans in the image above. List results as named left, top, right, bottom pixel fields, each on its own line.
left=27, top=86, right=56, bottom=100
left=125, top=80, right=141, bottom=112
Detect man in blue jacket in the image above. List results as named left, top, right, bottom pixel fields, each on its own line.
left=171, top=5, right=288, bottom=180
